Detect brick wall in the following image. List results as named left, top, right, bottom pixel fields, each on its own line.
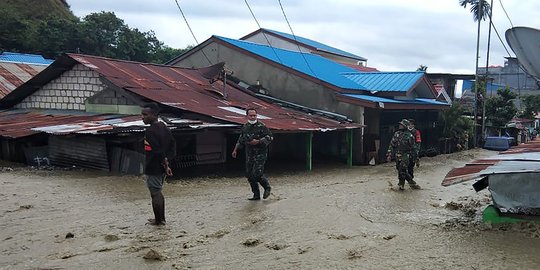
left=15, top=64, right=105, bottom=110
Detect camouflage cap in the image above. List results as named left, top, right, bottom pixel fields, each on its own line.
left=399, top=119, right=410, bottom=127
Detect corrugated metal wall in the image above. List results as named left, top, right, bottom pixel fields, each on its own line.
left=49, top=136, right=109, bottom=170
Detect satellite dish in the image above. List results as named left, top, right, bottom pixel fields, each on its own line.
left=505, top=27, right=540, bottom=81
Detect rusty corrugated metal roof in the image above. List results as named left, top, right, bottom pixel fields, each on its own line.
left=0, top=110, right=139, bottom=138
left=442, top=139, right=540, bottom=186
left=66, top=54, right=361, bottom=132
left=0, top=110, right=237, bottom=139
left=0, top=61, right=48, bottom=99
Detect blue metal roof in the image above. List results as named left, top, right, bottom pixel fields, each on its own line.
left=215, top=36, right=426, bottom=93
left=343, top=94, right=449, bottom=106
left=263, top=28, right=367, bottom=61
left=0, top=52, right=54, bottom=65
left=215, top=36, right=367, bottom=90
left=343, top=72, right=425, bottom=92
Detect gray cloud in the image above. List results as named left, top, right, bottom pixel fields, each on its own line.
left=68, top=0, right=540, bottom=73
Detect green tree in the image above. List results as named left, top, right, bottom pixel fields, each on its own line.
left=416, top=65, right=428, bottom=72
left=459, top=0, right=491, bottom=21
left=79, top=12, right=125, bottom=58
left=31, top=16, right=80, bottom=58
left=485, top=87, right=517, bottom=128
left=519, top=95, right=540, bottom=119
left=151, top=45, right=193, bottom=64
left=440, top=102, right=474, bottom=139
left=0, top=6, right=31, bottom=52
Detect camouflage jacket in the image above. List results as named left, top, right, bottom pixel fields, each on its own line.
left=387, top=129, right=414, bottom=157
left=236, top=121, right=273, bottom=157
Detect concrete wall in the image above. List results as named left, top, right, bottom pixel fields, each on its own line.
left=15, top=64, right=105, bottom=111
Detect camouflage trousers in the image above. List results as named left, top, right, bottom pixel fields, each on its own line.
left=245, top=155, right=271, bottom=198
left=394, top=153, right=416, bottom=186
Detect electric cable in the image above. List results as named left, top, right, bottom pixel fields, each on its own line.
left=244, top=0, right=285, bottom=66
left=277, top=0, right=318, bottom=77
left=173, top=0, right=212, bottom=65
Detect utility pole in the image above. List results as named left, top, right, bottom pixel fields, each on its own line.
left=473, top=0, right=482, bottom=148
left=482, top=0, right=494, bottom=140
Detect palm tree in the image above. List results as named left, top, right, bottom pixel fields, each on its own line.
left=459, top=0, right=491, bottom=147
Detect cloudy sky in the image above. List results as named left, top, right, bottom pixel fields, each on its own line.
left=68, top=0, right=540, bottom=74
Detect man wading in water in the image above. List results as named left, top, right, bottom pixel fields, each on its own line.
left=141, top=103, right=175, bottom=225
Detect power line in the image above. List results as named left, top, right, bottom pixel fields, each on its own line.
left=173, top=0, right=212, bottom=65
left=498, top=0, right=514, bottom=28
left=277, top=0, right=318, bottom=77
left=243, top=0, right=285, bottom=65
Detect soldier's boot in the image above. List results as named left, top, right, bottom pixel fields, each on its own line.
left=409, top=183, right=421, bottom=189
left=248, top=180, right=261, bottom=200
left=260, top=176, right=271, bottom=199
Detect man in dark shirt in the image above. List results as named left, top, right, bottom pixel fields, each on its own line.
left=142, top=103, right=175, bottom=226
left=231, top=108, right=273, bottom=200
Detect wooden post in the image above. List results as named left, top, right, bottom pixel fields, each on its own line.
left=306, top=132, right=313, bottom=171
left=347, top=129, right=353, bottom=167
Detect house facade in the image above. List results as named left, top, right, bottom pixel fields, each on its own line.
left=168, top=31, right=449, bottom=163
left=0, top=54, right=360, bottom=173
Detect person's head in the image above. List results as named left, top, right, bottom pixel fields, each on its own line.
left=398, top=119, right=410, bottom=130
left=142, top=102, right=160, bottom=124
left=246, top=108, right=258, bottom=124
left=408, top=119, right=416, bottom=127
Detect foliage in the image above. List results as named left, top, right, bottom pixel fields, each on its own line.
left=484, top=87, right=517, bottom=128
left=519, top=95, right=540, bottom=119
left=0, top=1, right=190, bottom=64
left=439, top=102, right=474, bottom=140
left=459, top=0, right=492, bottom=22
left=416, top=65, right=428, bottom=72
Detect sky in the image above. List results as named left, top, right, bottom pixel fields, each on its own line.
left=68, top=0, right=540, bottom=74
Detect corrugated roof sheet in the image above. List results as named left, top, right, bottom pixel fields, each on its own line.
left=0, top=110, right=139, bottom=138
left=0, top=109, right=235, bottom=138
left=342, top=72, right=425, bottom=92
left=215, top=36, right=430, bottom=95
left=260, top=28, right=367, bottom=61
left=0, top=52, right=54, bottom=65
left=2, top=54, right=361, bottom=134
left=442, top=139, right=540, bottom=186
left=216, top=36, right=366, bottom=90
left=343, top=94, right=449, bottom=106
left=0, top=62, right=48, bottom=98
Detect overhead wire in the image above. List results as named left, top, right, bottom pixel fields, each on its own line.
left=277, top=0, right=318, bottom=77
left=173, top=0, right=212, bottom=65
left=243, top=0, right=285, bottom=66
left=498, top=0, right=514, bottom=28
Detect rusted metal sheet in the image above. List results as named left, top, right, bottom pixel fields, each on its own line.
left=0, top=110, right=138, bottom=138
left=442, top=140, right=540, bottom=186
left=0, top=62, right=47, bottom=99
left=0, top=110, right=237, bottom=139
left=68, top=54, right=361, bottom=132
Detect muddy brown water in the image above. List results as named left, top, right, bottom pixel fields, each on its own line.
left=1, top=149, right=539, bottom=269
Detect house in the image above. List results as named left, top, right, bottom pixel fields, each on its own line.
left=0, top=52, right=53, bottom=99
left=0, top=53, right=360, bottom=173
left=168, top=31, right=449, bottom=163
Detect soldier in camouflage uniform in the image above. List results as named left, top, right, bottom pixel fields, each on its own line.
left=386, top=119, right=421, bottom=190
left=232, top=108, right=273, bottom=200
left=407, top=119, right=421, bottom=180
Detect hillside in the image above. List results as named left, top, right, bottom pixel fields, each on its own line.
left=0, top=0, right=76, bottom=21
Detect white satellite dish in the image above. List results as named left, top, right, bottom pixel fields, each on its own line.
left=505, top=27, right=540, bottom=81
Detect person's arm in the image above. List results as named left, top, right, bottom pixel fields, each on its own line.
left=232, top=132, right=244, bottom=158
left=386, top=134, right=396, bottom=162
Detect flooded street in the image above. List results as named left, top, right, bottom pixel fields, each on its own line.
left=1, top=149, right=540, bottom=269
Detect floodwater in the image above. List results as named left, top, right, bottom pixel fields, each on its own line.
left=1, top=149, right=539, bottom=270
